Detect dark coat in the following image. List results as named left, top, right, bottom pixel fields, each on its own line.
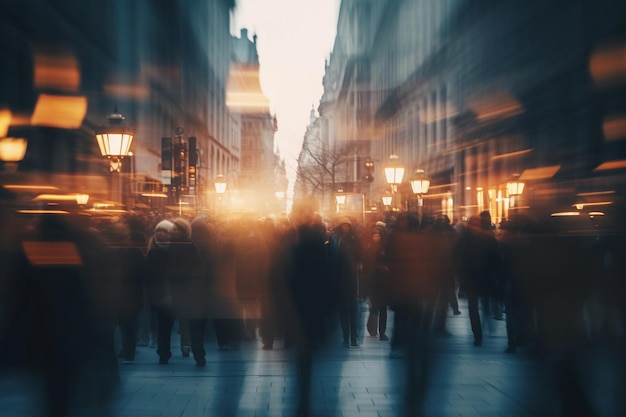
left=286, top=222, right=332, bottom=348
left=454, top=224, right=503, bottom=299
left=327, top=228, right=362, bottom=299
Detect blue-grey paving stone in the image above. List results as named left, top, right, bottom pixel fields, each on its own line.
left=3, top=300, right=624, bottom=417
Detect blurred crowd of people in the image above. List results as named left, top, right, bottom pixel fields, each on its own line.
left=1, top=200, right=625, bottom=416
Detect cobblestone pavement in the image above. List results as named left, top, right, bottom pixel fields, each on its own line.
left=1, top=300, right=624, bottom=416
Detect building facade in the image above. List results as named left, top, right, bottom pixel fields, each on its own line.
left=313, top=0, right=626, bottom=228
left=0, top=0, right=239, bottom=212
left=228, top=28, right=284, bottom=215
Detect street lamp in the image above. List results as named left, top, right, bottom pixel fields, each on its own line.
left=75, top=193, right=89, bottom=206
left=506, top=175, right=525, bottom=209
left=214, top=174, right=227, bottom=194
left=410, top=169, right=430, bottom=221
left=95, top=109, right=134, bottom=173
left=381, top=192, right=392, bottom=208
left=383, top=155, right=404, bottom=211
left=383, top=155, right=405, bottom=193
left=335, top=188, right=346, bottom=213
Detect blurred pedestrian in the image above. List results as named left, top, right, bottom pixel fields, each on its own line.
left=327, top=216, right=362, bottom=347
left=168, top=217, right=206, bottom=366
left=454, top=212, right=503, bottom=347
left=103, top=220, right=146, bottom=364
left=8, top=214, right=120, bottom=416
left=144, top=219, right=177, bottom=364
left=284, top=200, right=334, bottom=417
left=431, top=215, right=461, bottom=338
left=385, top=212, right=451, bottom=416
left=363, top=223, right=390, bottom=341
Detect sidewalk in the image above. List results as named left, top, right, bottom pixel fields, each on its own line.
left=1, top=300, right=624, bottom=416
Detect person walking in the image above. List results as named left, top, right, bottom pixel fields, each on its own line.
left=363, top=223, right=390, bottom=341
left=431, top=215, right=461, bottom=337
left=283, top=200, right=334, bottom=417
left=168, top=217, right=206, bottom=367
left=454, top=211, right=503, bottom=347
left=384, top=211, right=451, bottom=416
left=144, top=219, right=177, bottom=364
left=327, top=217, right=362, bottom=347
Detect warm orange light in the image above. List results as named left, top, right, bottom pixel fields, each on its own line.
left=226, top=64, right=270, bottom=113
left=519, top=165, right=560, bottom=180
left=603, top=113, right=626, bottom=141
left=214, top=175, right=227, bottom=194
left=468, top=91, right=523, bottom=121
left=33, top=51, right=80, bottom=91
left=33, top=193, right=80, bottom=202
left=384, top=155, right=405, bottom=185
left=21, top=241, right=82, bottom=266
left=594, top=160, right=626, bottom=171
left=590, top=40, right=626, bottom=87
left=31, top=94, right=87, bottom=128
left=0, top=137, right=28, bottom=162
left=551, top=212, right=580, bottom=217
left=0, top=109, right=11, bottom=137
left=4, top=184, right=59, bottom=192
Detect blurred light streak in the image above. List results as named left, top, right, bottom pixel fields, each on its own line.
left=590, top=39, right=626, bottom=87
left=16, top=210, right=69, bottom=215
left=468, top=91, right=523, bottom=121
left=0, top=109, right=11, bottom=136
left=594, top=159, right=626, bottom=171
left=419, top=103, right=458, bottom=123
left=4, top=185, right=59, bottom=192
left=519, top=165, right=560, bottom=180
left=551, top=211, right=580, bottom=217
left=103, top=83, right=149, bottom=100
left=33, top=193, right=81, bottom=202
left=21, top=241, right=82, bottom=266
left=491, top=149, right=532, bottom=160
left=226, top=65, right=270, bottom=113
left=603, top=114, right=626, bottom=141
left=30, top=94, right=87, bottom=129
left=573, top=201, right=613, bottom=210
left=576, top=191, right=615, bottom=197
left=33, top=49, right=80, bottom=91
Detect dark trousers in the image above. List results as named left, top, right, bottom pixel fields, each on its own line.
left=404, top=300, right=435, bottom=417
left=466, top=293, right=482, bottom=344
left=367, top=302, right=387, bottom=336
left=118, top=315, right=138, bottom=360
left=467, top=293, right=493, bottom=345
left=188, top=318, right=207, bottom=360
left=154, top=307, right=176, bottom=359
left=213, top=318, right=243, bottom=349
left=339, top=296, right=358, bottom=343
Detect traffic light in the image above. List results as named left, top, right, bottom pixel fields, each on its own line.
left=364, top=159, right=374, bottom=182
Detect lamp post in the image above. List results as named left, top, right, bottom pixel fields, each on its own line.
left=95, top=109, right=134, bottom=205
left=383, top=155, right=405, bottom=211
left=335, top=187, right=346, bottom=213
left=506, top=175, right=525, bottom=222
left=410, top=169, right=430, bottom=222
left=381, top=192, right=392, bottom=208
left=214, top=174, right=226, bottom=212
left=214, top=174, right=227, bottom=194
left=95, top=110, right=134, bottom=172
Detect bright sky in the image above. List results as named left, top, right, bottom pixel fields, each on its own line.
left=231, top=0, right=340, bottom=194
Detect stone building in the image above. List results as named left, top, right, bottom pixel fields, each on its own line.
left=315, top=0, right=626, bottom=227
left=0, top=0, right=239, bottom=211
left=228, top=28, right=283, bottom=215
